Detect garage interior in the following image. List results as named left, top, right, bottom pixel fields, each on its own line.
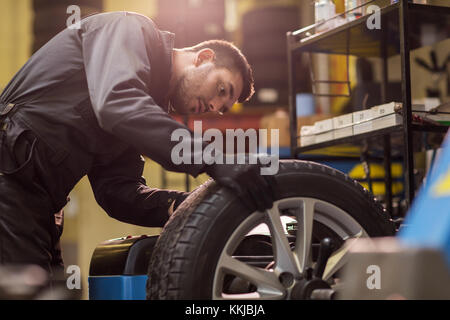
left=0, top=0, right=449, bottom=300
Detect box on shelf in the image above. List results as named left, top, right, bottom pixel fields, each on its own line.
left=299, top=125, right=316, bottom=147
left=332, top=113, right=354, bottom=139
left=311, top=117, right=334, bottom=143
left=315, top=131, right=334, bottom=143
left=314, top=118, right=334, bottom=134
left=300, top=135, right=316, bottom=146
left=353, top=120, right=374, bottom=135
left=334, top=126, right=354, bottom=139
left=333, top=113, right=353, bottom=129
left=354, top=112, right=403, bottom=135
left=297, top=114, right=332, bottom=130
left=372, top=113, right=403, bottom=130
left=298, top=114, right=331, bottom=147
left=352, top=102, right=403, bottom=134
left=352, top=109, right=373, bottom=124
left=298, top=101, right=407, bottom=146
left=300, top=125, right=316, bottom=136
left=371, top=102, right=401, bottom=119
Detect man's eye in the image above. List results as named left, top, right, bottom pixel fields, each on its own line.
left=218, top=85, right=226, bottom=96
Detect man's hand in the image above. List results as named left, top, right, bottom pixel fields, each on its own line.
left=205, top=162, right=276, bottom=212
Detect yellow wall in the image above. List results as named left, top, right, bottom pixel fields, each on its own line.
left=0, top=0, right=32, bottom=90
left=103, top=0, right=157, bottom=17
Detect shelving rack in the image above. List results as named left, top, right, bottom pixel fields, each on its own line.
left=287, top=0, right=450, bottom=214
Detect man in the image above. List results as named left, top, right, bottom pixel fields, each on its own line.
left=0, top=11, right=275, bottom=277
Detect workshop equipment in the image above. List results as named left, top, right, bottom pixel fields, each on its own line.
left=88, top=235, right=158, bottom=300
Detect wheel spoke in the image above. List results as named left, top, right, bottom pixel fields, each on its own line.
left=218, top=254, right=286, bottom=299
left=213, top=196, right=370, bottom=300
left=265, top=206, right=300, bottom=277
left=322, top=230, right=364, bottom=281
left=294, top=198, right=315, bottom=272
left=220, top=292, right=262, bottom=300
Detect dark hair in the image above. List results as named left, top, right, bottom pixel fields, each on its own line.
left=184, top=40, right=254, bottom=103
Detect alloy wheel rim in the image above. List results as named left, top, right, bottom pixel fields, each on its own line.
left=212, top=197, right=368, bottom=300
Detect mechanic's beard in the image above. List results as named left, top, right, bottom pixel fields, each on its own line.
left=170, top=66, right=213, bottom=115
left=170, top=73, right=192, bottom=115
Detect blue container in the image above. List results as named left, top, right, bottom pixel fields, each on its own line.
left=88, top=235, right=159, bottom=300
left=89, top=275, right=147, bottom=300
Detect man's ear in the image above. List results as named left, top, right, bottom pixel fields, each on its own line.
left=195, top=48, right=215, bottom=66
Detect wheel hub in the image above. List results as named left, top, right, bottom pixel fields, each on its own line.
left=290, top=278, right=331, bottom=300
left=278, top=272, right=295, bottom=288
left=287, top=237, right=334, bottom=299
left=213, top=197, right=368, bottom=300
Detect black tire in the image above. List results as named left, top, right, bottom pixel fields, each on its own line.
left=147, top=160, right=395, bottom=299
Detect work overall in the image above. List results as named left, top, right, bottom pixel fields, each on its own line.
left=0, top=101, right=64, bottom=277
left=0, top=12, right=203, bottom=284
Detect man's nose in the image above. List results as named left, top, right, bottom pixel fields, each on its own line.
left=208, top=102, right=221, bottom=113
left=209, top=96, right=227, bottom=113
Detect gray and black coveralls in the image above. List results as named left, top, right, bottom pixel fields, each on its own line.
left=0, top=12, right=206, bottom=274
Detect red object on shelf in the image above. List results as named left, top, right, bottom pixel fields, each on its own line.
left=171, top=113, right=264, bottom=132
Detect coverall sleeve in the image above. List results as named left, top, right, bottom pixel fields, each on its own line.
left=88, top=148, right=189, bottom=227
left=81, top=13, right=205, bottom=177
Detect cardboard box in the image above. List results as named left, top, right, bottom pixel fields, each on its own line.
left=300, top=135, right=316, bottom=146
left=297, top=114, right=332, bottom=130
left=371, top=102, right=400, bottom=119
left=297, top=114, right=331, bottom=146
left=352, top=109, right=373, bottom=124
left=334, top=126, right=354, bottom=139
left=314, top=118, right=334, bottom=134
left=315, top=131, right=334, bottom=143
left=333, top=113, right=353, bottom=129
left=353, top=114, right=403, bottom=135
left=300, top=125, right=315, bottom=136
left=372, top=114, right=403, bottom=130
left=353, top=120, right=374, bottom=135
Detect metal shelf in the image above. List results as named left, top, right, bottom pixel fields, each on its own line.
left=296, top=125, right=403, bottom=153
left=289, top=2, right=450, bottom=58
left=287, top=0, right=450, bottom=215
left=296, top=123, right=449, bottom=153
left=411, top=124, right=450, bottom=133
